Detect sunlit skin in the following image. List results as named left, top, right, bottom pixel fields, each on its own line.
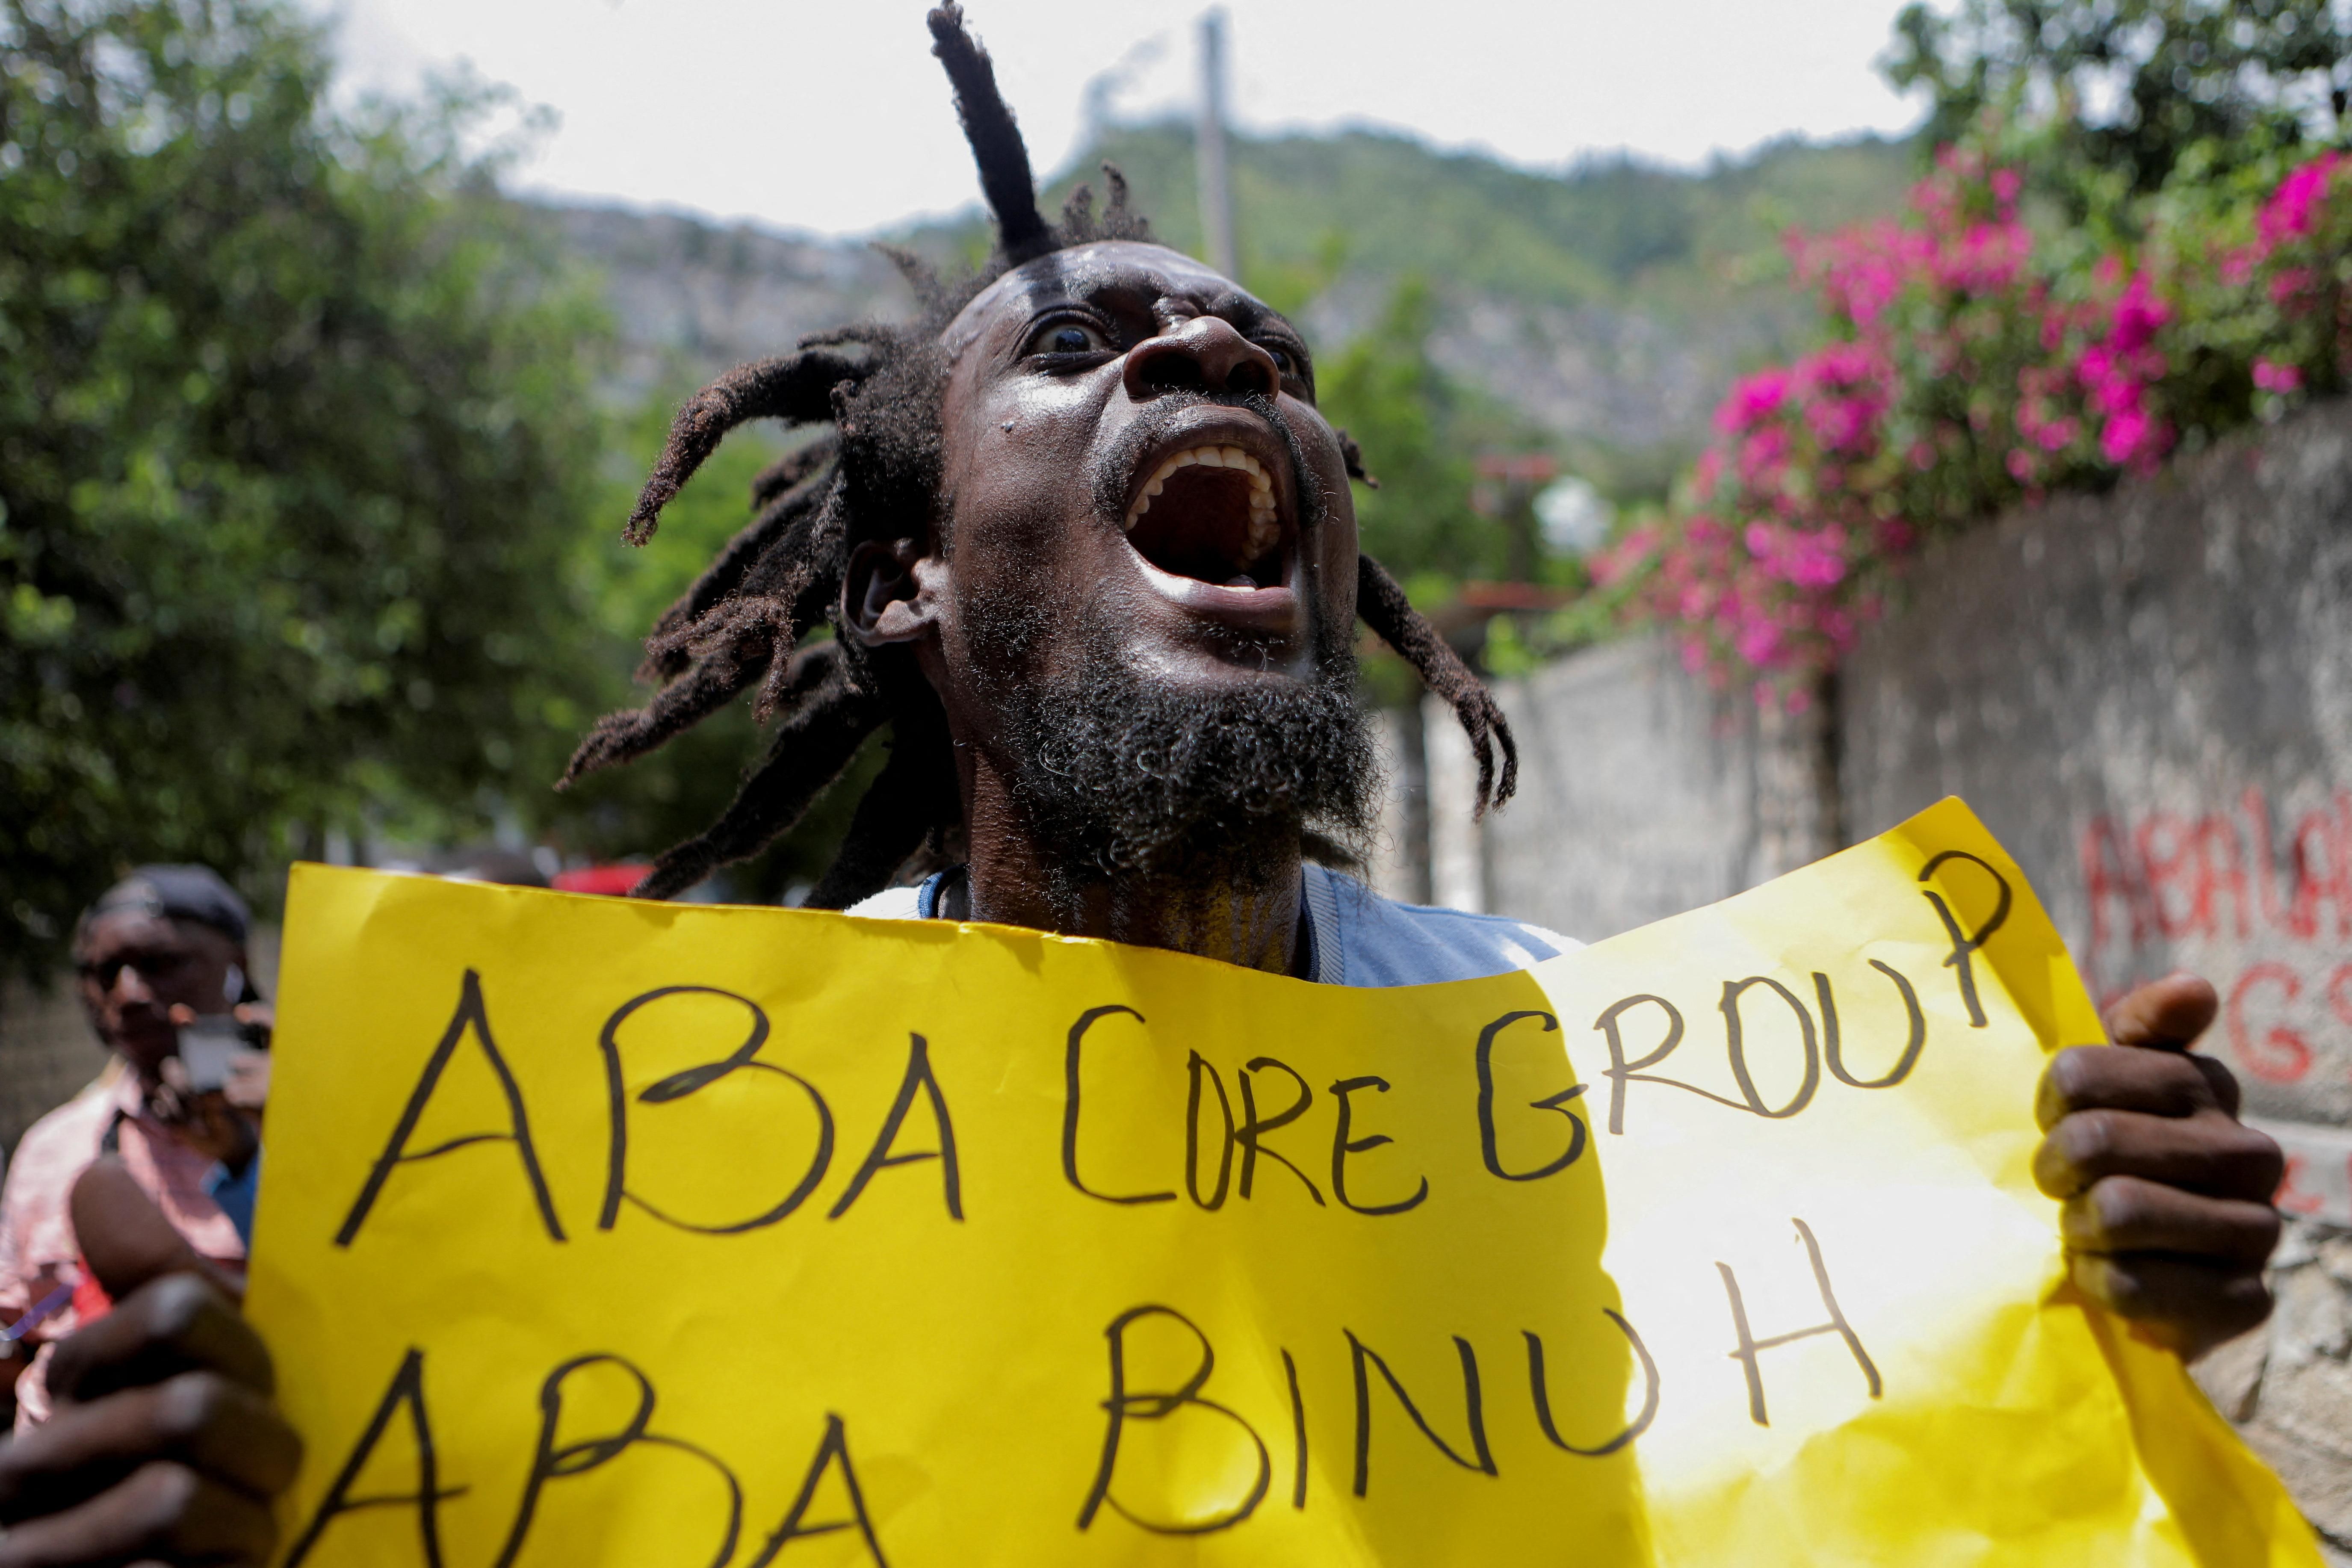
left=848, top=241, right=1353, bottom=976
left=2036, top=973, right=2280, bottom=1353
left=0, top=247, right=2281, bottom=1565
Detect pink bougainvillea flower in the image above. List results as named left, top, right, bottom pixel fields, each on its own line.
left=1716, top=369, right=1793, bottom=434
left=2032, top=415, right=2077, bottom=451
left=1936, top=221, right=2032, bottom=293
left=2100, top=407, right=2155, bottom=466
left=2270, top=266, right=2316, bottom=307
left=2254, top=358, right=2305, bottom=394
left=1803, top=395, right=1875, bottom=453
left=2107, top=273, right=2169, bottom=354
left=1785, top=541, right=1846, bottom=590
left=2259, top=154, right=2340, bottom=248
left=1609, top=145, right=2333, bottom=701
left=1733, top=614, right=1784, bottom=668
left=1735, top=424, right=1793, bottom=487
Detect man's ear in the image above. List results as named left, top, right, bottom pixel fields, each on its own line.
left=845, top=536, right=946, bottom=647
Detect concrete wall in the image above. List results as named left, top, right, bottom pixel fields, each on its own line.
left=1433, top=399, right=2352, bottom=1553
left=1443, top=635, right=1838, bottom=944
left=1479, top=638, right=1753, bottom=940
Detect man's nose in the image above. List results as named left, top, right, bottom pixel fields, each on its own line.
left=1123, top=316, right=1281, bottom=400
left=111, top=964, right=154, bottom=1008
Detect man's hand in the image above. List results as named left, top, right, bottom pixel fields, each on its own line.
left=0, top=1160, right=298, bottom=1566
left=2034, top=973, right=2284, bottom=1359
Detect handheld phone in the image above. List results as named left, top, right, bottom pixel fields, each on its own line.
left=175, top=1015, right=265, bottom=1094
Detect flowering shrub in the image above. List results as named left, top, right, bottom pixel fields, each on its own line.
left=2232, top=153, right=2352, bottom=412
left=1599, top=142, right=2352, bottom=699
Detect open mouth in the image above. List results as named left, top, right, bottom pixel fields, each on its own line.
left=1122, top=442, right=1288, bottom=590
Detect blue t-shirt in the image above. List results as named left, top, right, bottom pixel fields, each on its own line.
left=845, top=864, right=1577, bottom=986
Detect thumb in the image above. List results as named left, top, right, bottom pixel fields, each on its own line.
left=2101, top=972, right=2220, bottom=1051
left=69, top=1156, right=242, bottom=1304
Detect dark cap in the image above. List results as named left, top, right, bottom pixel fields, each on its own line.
left=82, top=865, right=251, bottom=946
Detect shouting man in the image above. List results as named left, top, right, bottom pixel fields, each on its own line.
left=0, top=8, right=2281, bottom=1562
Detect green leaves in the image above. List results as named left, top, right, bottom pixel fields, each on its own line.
left=0, top=0, right=610, bottom=976
left=1884, top=0, right=2352, bottom=225
left=1320, top=275, right=1511, bottom=585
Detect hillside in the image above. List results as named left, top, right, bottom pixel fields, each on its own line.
left=541, top=122, right=1916, bottom=479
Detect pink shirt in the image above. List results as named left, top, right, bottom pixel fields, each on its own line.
left=0, top=1066, right=247, bottom=1424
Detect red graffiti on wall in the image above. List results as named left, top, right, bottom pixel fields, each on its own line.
left=2080, top=787, right=2352, bottom=1083
left=2276, top=1152, right=2326, bottom=1215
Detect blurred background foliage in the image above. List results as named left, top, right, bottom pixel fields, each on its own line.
left=1005, top=120, right=1918, bottom=316
left=1885, top=0, right=2352, bottom=230
left=0, top=0, right=618, bottom=975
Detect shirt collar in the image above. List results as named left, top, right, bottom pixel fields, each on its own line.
left=916, top=865, right=1338, bottom=983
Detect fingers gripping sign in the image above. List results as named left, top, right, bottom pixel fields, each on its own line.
left=2033, top=972, right=2286, bottom=1358
left=0, top=1160, right=299, bottom=1568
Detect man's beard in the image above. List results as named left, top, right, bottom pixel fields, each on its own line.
left=989, top=604, right=1380, bottom=899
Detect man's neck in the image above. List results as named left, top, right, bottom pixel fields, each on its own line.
left=957, top=778, right=1308, bottom=976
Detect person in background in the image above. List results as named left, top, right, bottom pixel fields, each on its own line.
left=0, top=850, right=537, bottom=1431
left=0, top=867, right=268, bottom=1429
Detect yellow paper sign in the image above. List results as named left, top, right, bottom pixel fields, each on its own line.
left=248, top=797, right=2317, bottom=1566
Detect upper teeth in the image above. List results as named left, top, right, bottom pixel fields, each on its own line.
left=1125, top=444, right=1281, bottom=564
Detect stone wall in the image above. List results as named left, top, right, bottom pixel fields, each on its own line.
left=1426, top=399, right=2352, bottom=1553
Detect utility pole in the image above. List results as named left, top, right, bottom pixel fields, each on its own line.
left=1195, top=8, right=1238, bottom=281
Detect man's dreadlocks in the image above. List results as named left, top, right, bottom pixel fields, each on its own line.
left=562, top=3, right=1516, bottom=904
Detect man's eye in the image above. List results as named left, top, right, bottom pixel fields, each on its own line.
left=1026, top=321, right=1110, bottom=356
left=1265, top=344, right=1300, bottom=375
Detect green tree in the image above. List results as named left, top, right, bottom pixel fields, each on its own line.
left=0, top=0, right=612, bottom=976
left=1885, top=0, right=2352, bottom=223
left=1317, top=275, right=1491, bottom=584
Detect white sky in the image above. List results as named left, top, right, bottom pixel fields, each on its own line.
left=316, top=0, right=1927, bottom=238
